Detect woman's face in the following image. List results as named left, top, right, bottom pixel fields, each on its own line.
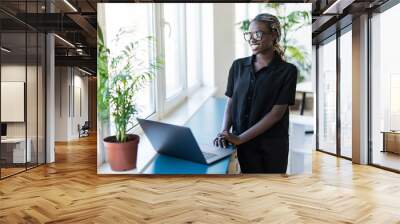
left=248, top=21, right=276, bottom=55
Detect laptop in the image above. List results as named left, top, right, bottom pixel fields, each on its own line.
left=137, top=118, right=235, bottom=165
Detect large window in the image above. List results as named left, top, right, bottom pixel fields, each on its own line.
left=316, top=28, right=353, bottom=159
left=186, top=4, right=202, bottom=89
left=99, top=3, right=215, bottom=169
left=339, top=28, right=352, bottom=158
left=161, top=3, right=211, bottom=110
left=163, top=4, right=185, bottom=99
left=105, top=4, right=156, bottom=122
left=103, top=3, right=213, bottom=126
left=371, top=3, right=400, bottom=171
left=317, top=36, right=337, bottom=155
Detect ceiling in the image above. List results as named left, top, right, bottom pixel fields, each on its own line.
left=0, top=0, right=98, bottom=74
left=0, top=0, right=395, bottom=75
left=311, top=0, right=391, bottom=43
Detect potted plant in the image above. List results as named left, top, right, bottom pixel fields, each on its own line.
left=98, top=27, right=162, bottom=171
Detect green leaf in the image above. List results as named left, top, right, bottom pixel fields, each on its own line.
left=237, top=19, right=250, bottom=32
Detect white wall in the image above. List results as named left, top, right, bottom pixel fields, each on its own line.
left=55, top=66, right=68, bottom=141
left=213, top=4, right=236, bottom=97
left=54, top=67, right=89, bottom=141
left=73, top=73, right=89, bottom=138
left=201, top=4, right=215, bottom=88
left=1, top=65, right=39, bottom=136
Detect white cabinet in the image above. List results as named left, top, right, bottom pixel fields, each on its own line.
left=1, top=138, right=32, bottom=163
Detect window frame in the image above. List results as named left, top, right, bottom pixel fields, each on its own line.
left=155, top=3, right=206, bottom=118
left=185, top=3, right=203, bottom=92
left=315, top=25, right=353, bottom=161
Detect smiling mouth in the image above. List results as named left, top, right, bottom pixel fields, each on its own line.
left=251, top=43, right=261, bottom=50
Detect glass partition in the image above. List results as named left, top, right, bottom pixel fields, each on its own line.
left=0, top=1, right=46, bottom=179
left=1, top=31, right=28, bottom=177
left=370, top=4, right=400, bottom=171
left=317, top=36, right=337, bottom=155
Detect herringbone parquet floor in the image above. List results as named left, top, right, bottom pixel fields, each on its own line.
left=1, top=134, right=400, bottom=224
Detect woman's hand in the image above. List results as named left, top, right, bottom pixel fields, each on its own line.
left=220, top=131, right=244, bottom=146
left=213, top=132, right=228, bottom=148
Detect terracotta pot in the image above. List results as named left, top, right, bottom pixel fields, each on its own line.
left=104, top=134, right=139, bottom=171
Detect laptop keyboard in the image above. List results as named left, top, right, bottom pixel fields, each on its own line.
left=203, top=152, right=217, bottom=159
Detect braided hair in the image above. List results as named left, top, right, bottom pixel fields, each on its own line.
left=251, top=13, right=285, bottom=60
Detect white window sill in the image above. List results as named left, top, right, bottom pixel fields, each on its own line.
left=161, top=86, right=217, bottom=125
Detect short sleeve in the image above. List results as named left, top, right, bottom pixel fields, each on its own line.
left=225, top=61, right=236, bottom=98
left=275, top=65, right=298, bottom=105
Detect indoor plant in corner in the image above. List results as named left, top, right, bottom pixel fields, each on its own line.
left=99, top=27, right=162, bottom=171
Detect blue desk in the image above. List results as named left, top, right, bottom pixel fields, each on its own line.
left=141, top=97, right=232, bottom=174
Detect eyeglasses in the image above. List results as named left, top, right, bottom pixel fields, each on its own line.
left=243, top=31, right=271, bottom=41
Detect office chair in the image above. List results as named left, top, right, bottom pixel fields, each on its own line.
left=78, top=121, right=90, bottom=138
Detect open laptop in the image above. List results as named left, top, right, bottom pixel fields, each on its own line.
left=137, top=118, right=235, bottom=165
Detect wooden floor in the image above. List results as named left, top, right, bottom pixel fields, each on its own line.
left=1, top=135, right=400, bottom=223
left=372, top=150, right=400, bottom=171
left=1, top=167, right=26, bottom=178
left=1, top=163, right=45, bottom=178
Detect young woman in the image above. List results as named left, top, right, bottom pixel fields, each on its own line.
left=213, top=13, right=298, bottom=174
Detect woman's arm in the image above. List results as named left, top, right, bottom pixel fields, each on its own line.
left=221, top=97, right=233, bottom=132
left=222, top=104, right=287, bottom=145
left=239, top=104, right=287, bottom=142
left=214, top=97, right=233, bottom=148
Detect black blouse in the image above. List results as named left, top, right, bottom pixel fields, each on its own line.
left=225, top=52, right=298, bottom=139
